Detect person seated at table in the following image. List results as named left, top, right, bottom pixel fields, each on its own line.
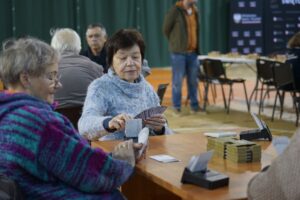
left=51, top=28, right=103, bottom=109
left=0, top=37, right=144, bottom=199
left=286, top=31, right=300, bottom=90
left=247, top=128, right=300, bottom=200
left=78, top=29, right=172, bottom=141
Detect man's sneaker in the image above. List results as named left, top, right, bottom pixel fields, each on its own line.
left=190, top=108, right=206, bottom=115
left=172, top=108, right=181, bottom=117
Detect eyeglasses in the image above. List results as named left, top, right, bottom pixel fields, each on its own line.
left=44, top=72, right=61, bottom=84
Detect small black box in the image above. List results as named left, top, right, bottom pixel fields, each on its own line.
left=181, top=168, right=229, bottom=190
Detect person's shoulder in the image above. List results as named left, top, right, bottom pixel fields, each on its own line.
left=78, top=54, right=103, bottom=68
left=80, top=49, right=89, bottom=56
left=89, top=74, right=110, bottom=89
left=21, top=103, right=63, bottom=127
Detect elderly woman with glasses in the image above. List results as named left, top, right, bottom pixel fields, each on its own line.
left=0, top=37, right=144, bottom=199
left=78, top=29, right=172, bottom=141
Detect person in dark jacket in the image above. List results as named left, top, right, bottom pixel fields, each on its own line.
left=286, top=31, right=300, bottom=90
left=80, top=23, right=109, bottom=73
left=163, top=0, right=200, bottom=114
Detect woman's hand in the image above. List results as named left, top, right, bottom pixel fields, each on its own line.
left=112, top=140, right=146, bottom=167
left=108, top=114, right=132, bottom=131
left=112, top=139, right=135, bottom=167
left=144, top=114, right=166, bottom=132
left=133, top=142, right=147, bottom=162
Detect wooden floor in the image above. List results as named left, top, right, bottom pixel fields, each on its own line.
left=146, top=67, right=298, bottom=137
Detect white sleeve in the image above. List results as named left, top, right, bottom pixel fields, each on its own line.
left=78, top=81, right=111, bottom=141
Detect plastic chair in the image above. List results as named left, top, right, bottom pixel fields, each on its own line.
left=271, top=62, right=298, bottom=124
left=157, top=83, right=169, bottom=105
left=56, top=105, right=83, bottom=130
left=249, top=59, right=276, bottom=114
left=202, top=59, right=249, bottom=114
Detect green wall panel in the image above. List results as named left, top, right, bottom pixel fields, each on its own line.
left=0, top=0, right=230, bottom=67
left=0, top=0, right=13, bottom=42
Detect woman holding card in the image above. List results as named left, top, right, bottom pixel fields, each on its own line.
left=78, top=29, right=172, bottom=141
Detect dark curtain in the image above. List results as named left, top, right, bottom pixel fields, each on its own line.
left=0, top=0, right=229, bottom=67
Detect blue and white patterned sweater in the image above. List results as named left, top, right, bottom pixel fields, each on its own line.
left=78, top=69, right=171, bottom=141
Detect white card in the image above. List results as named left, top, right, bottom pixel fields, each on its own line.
left=272, top=136, right=290, bottom=155
left=204, top=132, right=236, bottom=138
left=125, top=119, right=143, bottom=138
left=137, top=127, right=149, bottom=158
left=187, top=150, right=214, bottom=172
left=150, top=154, right=180, bottom=163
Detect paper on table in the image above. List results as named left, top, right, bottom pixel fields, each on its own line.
left=187, top=150, right=214, bottom=172
left=272, top=136, right=290, bottom=155
left=264, top=136, right=290, bottom=159
left=150, top=154, right=180, bottom=163
left=204, top=132, right=237, bottom=138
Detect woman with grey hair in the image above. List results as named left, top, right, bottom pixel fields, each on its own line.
left=0, top=37, right=143, bottom=199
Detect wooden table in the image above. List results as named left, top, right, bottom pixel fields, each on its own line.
left=198, top=55, right=256, bottom=73
left=92, top=133, right=273, bottom=200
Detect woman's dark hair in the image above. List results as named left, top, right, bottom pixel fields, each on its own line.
left=106, top=29, right=145, bottom=67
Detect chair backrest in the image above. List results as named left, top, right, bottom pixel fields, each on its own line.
left=157, top=83, right=169, bottom=105
left=0, top=174, right=24, bottom=200
left=202, top=59, right=226, bottom=79
left=272, top=62, right=294, bottom=88
left=256, top=59, right=275, bottom=81
left=55, top=106, right=83, bottom=130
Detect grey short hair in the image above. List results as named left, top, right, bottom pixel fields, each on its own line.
left=86, top=23, right=107, bottom=39
left=0, top=37, right=59, bottom=87
left=51, top=28, right=81, bottom=54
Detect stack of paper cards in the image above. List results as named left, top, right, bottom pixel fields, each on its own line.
left=150, top=154, right=179, bottom=163
left=225, top=140, right=261, bottom=163
left=207, top=137, right=261, bottom=163
left=135, top=106, right=167, bottom=120
left=207, top=137, right=233, bottom=158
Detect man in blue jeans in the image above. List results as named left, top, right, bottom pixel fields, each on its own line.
left=163, top=0, right=200, bottom=113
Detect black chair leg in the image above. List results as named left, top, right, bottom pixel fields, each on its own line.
left=279, top=91, right=286, bottom=119
left=249, top=83, right=258, bottom=112
left=202, top=81, right=210, bottom=111
left=271, top=91, right=279, bottom=121
left=258, top=84, right=265, bottom=115
left=227, top=85, right=233, bottom=114
left=242, top=82, right=250, bottom=112
left=292, top=93, right=299, bottom=127
left=220, top=84, right=227, bottom=110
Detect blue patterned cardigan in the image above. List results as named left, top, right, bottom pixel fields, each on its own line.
left=0, top=91, right=133, bottom=200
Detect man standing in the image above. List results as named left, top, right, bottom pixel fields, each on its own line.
left=81, top=23, right=108, bottom=73
left=163, top=0, right=200, bottom=113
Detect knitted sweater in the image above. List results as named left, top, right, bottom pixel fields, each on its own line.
left=247, top=129, right=300, bottom=200
left=78, top=69, right=171, bottom=141
left=0, top=91, right=133, bottom=200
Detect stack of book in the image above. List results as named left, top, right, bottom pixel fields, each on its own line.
left=207, top=137, right=261, bottom=163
